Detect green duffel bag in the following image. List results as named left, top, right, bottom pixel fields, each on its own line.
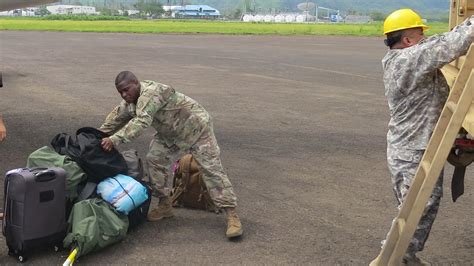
left=63, top=198, right=129, bottom=258
left=27, top=146, right=87, bottom=200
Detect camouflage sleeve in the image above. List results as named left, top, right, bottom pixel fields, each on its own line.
left=99, top=101, right=133, bottom=135
left=109, top=92, right=161, bottom=146
left=412, top=15, right=474, bottom=73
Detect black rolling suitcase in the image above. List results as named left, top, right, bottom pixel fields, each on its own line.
left=2, top=167, right=67, bottom=262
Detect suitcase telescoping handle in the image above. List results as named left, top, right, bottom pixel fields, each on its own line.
left=34, top=169, right=56, bottom=182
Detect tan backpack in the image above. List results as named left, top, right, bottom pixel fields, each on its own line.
left=170, top=154, right=218, bottom=212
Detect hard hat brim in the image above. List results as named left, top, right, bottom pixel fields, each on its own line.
left=384, top=25, right=429, bottom=35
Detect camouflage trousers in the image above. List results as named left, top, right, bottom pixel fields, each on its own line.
left=145, top=124, right=237, bottom=208
left=385, top=149, right=443, bottom=257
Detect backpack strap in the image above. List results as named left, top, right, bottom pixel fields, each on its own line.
left=171, top=155, right=191, bottom=206
left=181, top=155, right=193, bottom=192
left=76, top=181, right=97, bottom=202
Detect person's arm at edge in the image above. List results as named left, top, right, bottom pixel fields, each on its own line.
left=0, top=114, right=6, bottom=142
left=413, top=16, right=474, bottom=73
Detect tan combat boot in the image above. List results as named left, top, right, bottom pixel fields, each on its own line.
left=225, top=207, right=243, bottom=239
left=147, top=196, right=174, bottom=222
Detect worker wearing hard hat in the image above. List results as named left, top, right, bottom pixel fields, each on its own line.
left=375, top=9, right=474, bottom=265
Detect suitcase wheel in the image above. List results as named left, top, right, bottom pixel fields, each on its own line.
left=8, top=250, right=26, bottom=263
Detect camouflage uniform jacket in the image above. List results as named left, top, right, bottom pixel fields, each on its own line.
left=100, top=80, right=210, bottom=150
left=383, top=16, right=474, bottom=156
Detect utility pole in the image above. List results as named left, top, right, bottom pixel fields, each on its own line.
left=315, top=6, right=318, bottom=22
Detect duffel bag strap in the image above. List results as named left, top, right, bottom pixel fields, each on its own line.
left=77, top=182, right=97, bottom=202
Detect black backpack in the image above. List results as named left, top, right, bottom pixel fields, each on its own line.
left=51, top=127, right=128, bottom=183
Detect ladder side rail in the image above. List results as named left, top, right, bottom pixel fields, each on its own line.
left=449, top=0, right=459, bottom=67
left=450, top=0, right=458, bottom=30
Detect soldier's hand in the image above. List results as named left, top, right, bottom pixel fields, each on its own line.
left=0, top=122, right=6, bottom=142
left=101, top=137, right=114, bottom=152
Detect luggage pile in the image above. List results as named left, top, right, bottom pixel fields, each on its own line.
left=2, top=127, right=151, bottom=263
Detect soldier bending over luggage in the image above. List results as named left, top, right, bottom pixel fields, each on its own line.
left=99, top=71, right=243, bottom=239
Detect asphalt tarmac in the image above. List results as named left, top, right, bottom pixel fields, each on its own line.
left=0, top=31, right=472, bottom=264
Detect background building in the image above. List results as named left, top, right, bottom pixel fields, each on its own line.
left=343, top=15, right=372, bottom=24
left=164, top=5, right=220, bottom=19
left=46, top=5, right=99, bottom=15
left=0, top=7, right=38, bottom=16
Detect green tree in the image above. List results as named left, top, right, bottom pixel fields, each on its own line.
left=145, top=1, right=164, bottom=17
left=370, top=11, right=385, bottom=21
left=134, top=0, right=164, bottom=18
left=99, top=7, right=112, bottom=16
left=222, top=8, right=242, bottom=19
left=233, top=8, right=243, bottom=19
left=37, top=5, right=51, bottom=16
left=134, top=0, right=145, bottom=15
left=347, top=9, right=358, bottom=15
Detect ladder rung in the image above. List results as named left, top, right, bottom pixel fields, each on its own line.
left=444, top=63, right=460, bottom=75
left=397, top=218, right=406, bottom=236
left=446, top=101, right=458, bottom=113
left=420, top=161, right=431, bottom=174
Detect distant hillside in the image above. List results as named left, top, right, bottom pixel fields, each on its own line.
left=187, top=0, right=450, bottom=19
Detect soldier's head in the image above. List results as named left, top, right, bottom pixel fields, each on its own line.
left=383, top=9, right=428, bottom=49
left=115, top=71, right=140, bottom=104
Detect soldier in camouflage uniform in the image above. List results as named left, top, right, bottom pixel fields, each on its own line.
left=373, top=9, right=474, bottom=265
left=99, top=71, right=243, bottom=239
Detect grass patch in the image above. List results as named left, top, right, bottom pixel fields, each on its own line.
left=0, top=18, right=449, bottom=36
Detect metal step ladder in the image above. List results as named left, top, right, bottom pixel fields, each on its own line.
left=371, top=44, right=474, bottom=265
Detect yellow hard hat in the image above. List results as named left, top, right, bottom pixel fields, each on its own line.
left=383, top=9, right=428, bottom=35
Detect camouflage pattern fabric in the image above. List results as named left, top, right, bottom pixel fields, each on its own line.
left=386, top=148, right=442, bottom=256
left=382, top=16, right=474, bottom=257
left=100, top=80, right=237, bottom=208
